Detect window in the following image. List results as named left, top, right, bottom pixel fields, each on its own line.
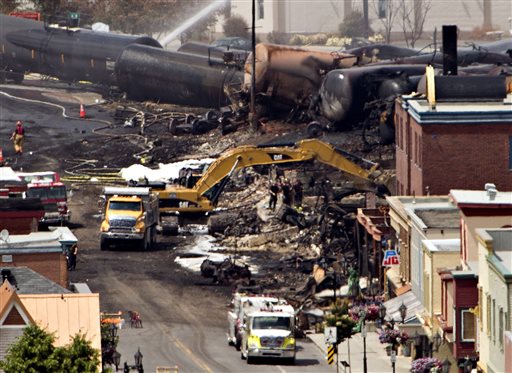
left=378, top=0, right=388, bottom=18
left=499, top=308, right=503, bottom=348
left=257, top=0, right=264, bottom=19
left=486, top=295, right=491, bottom=335
left=461, top=309, right=476, bottom=342
left=493, top=299, right=496, bottom=343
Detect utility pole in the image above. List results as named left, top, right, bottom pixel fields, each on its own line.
left=250, top=0, right=258, bottom=132
left=363, top=0, right=369, bottom=38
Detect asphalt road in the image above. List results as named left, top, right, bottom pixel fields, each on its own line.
left=0, top=81, right=336, bottom=373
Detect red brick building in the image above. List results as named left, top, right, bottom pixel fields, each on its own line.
left=0, top=228, right=77, bottom=288
left=394, top=96, right=512, bottom=196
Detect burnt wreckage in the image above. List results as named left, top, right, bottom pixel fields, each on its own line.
left=1, top=14, right=511, bottom=143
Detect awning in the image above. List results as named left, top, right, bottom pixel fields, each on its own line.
left=383, top=290, right=424, bottom=324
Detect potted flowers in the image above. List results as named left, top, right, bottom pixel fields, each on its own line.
left=378, top=328, right=409, bottom=352
left=411, top=357, right=442, bottom=373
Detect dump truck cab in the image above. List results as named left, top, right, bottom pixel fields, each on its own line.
left=100, top=187, right=158, bottom=250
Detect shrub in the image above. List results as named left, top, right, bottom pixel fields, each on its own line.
left=338, top=11, right=372, bottom=38
left=223, top=15, right=249, bottom=38
left=267, top=31, right=290, bottom=45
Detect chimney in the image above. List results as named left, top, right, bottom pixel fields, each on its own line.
left=1, top=268, right=12, bottom=284
left=485, top=183, right=498, bottom=200
left=442, top=25, right=458, bottom=76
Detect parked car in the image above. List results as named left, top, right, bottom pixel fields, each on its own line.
left=211, top=37, right=252, bottom=51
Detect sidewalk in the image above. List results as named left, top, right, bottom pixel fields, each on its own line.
left=308, top=330, right=412, bottom=373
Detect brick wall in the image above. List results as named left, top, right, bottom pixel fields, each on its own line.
left=1, top=253, right=68, bottom=288
left=395, top=101, right=410, bottom=195
left=420, top=123, right=512, bottom=195
left=395, top=99, right=512, bottom=196
left=0, top=217, right=39, bottom=234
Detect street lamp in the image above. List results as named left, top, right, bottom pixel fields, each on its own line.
left=442, top=358, right=452, bottom=373
left=112, top=350, right=121, bottom=371
left=432, top=332, right=442, bottom=355
left=398, top=302, right=407, bottom=323
left=360, top=313, right=368, bottom=373
left=378, top=303, right=387, bottom=324
left=134, top=348, right=143, bottom=373
left=109, top=323, right=118, bottom=346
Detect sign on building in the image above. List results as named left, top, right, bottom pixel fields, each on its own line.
left=382, top=249, right=400, bottom=266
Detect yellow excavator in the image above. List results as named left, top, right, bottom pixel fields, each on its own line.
left=155, top=139, right=389, bottom=234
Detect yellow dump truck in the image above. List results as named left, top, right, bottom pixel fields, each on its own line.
left=100, top=187, right=159, bottom=251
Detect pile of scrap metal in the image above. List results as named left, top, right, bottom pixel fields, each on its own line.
left=200, top=257, right=252, bottom=285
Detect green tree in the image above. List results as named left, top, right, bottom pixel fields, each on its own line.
left=0, top=324, right=100, bottom=373
left=0, top=324, right=56, bottom=373
left=325, top=299, right=357, bottom=343
left=223, top=15, right=249, bottom=38
left=338, top=11, right=372, bottom=38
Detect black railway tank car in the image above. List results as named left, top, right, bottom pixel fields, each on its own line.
left=0, top=14, right=161, bottom=85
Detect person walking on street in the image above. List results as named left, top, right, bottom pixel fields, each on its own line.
left=10, top=120, right=25, bottom=154
left=68, top=243, right=78, bottom=271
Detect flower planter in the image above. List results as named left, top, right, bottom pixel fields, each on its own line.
left=385, top=345, right=392, bottom=356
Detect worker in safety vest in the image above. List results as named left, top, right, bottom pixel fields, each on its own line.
left=10, top=120, right=25, bottom=154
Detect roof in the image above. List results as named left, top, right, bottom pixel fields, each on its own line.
left=414, top=208, right=460, bottom=229
left=423, top=238, right=461, bottom=253
left=450, top=189, right=512, bottom=207
left=0, top=227, right=77, bottom=254
left=20, top=293, right=101, bottom=348
left=386, top=196, right=452, bottom=220
left=383, top=290, right=424, bottom=324
left=480, top=228, right=512, bottom=276
left=0, top=266, right=71, bottom=294
left=403, top=95, right=512, bottom=124
left=0, top=280, right=34, bottom=325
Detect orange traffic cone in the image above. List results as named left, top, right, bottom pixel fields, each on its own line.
left=79, top=104, right=86, bottom=119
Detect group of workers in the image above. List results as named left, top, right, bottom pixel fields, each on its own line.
left=268, top=177, right=303, bottom=211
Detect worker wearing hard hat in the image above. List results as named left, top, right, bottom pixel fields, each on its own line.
left=10, top=120, right=25, bottom=154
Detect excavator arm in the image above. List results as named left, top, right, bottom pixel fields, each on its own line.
left=194, top=139, right=379, bottom=196
left=157, top=139, right=386, bottom=215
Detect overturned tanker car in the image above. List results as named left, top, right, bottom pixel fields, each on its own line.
left=0, top=14, right=244, bottom=109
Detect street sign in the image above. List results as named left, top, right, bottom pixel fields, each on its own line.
left=382, top=249, right=400, bottom=266
left=327, top=344, right=336, bottom=365
left=324, top=326, right=337, bottom=344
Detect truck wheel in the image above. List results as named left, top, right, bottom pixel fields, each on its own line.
left=246, top=356, right=254, bottom=364
left=100, top=237, right=109, bottom=251
left=286, top=356, right=296, bottom=365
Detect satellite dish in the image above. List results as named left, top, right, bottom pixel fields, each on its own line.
left=0, top=229, right=9, bottom=242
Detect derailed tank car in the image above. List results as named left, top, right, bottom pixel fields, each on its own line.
left=0, top=13, right=161, bottom=84
left=0, top=14, right=243, bottom=109
left=245, top=43, right=358, bottom=117
left=314, top=65, right=426, bottom=141
left=115, top=44, right=244, bottom=108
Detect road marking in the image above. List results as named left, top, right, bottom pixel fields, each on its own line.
left=172, top=335, right=214, bottom=373
left=277, top=365, right=287, bottom=373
